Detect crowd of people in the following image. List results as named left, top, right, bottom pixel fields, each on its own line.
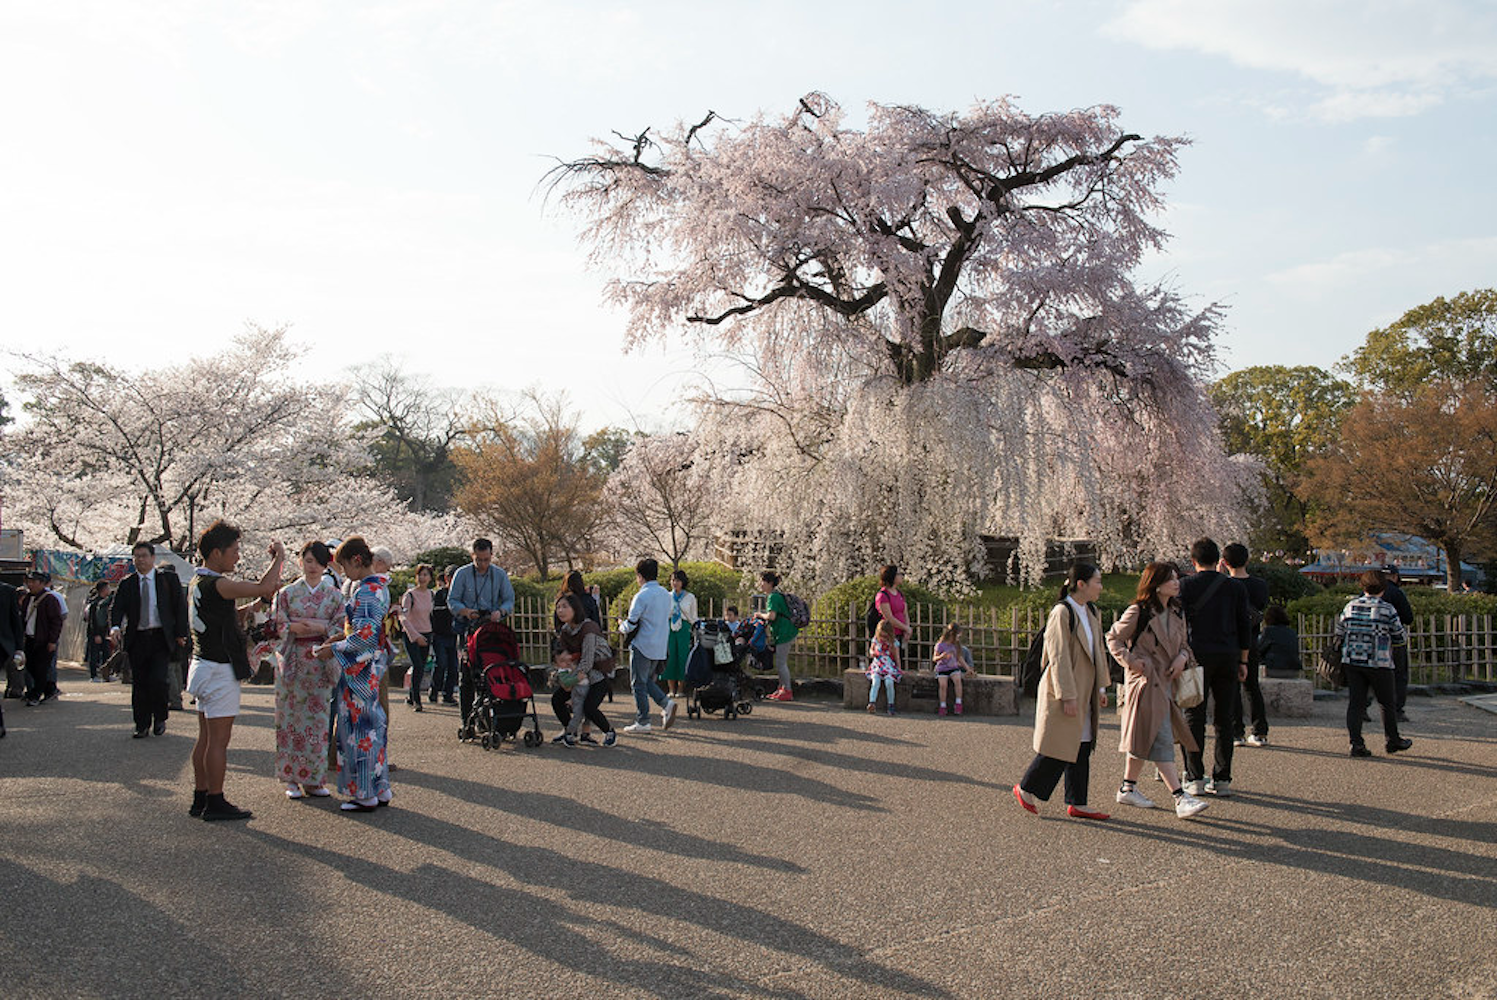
left=0, top=528, right=1429, bottom=828
left=1013, top=537, right=1416, bottom=823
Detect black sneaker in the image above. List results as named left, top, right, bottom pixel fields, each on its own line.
left=602, top=731, right=617, bottom=747
left=1386, top=738, right=1413, bottom=754
left=577, top=733, right=599, bottom=745
left=152, top=722, right=166, bottom=736
left=550, top=733, right=569, bottom=745
left=132, top=728, right=149, bottom=739
left=201, top=799, right=253, bottom=822
left=1350, top=745, right=1373, bottom=758
left=189, top=791, right=207, bottom=817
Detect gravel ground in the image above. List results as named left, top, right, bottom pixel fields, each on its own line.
left=2, top=663, right=1495, bottom=999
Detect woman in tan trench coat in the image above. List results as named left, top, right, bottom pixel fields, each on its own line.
left=1013, top=563, right=1112, bottom=820
left=1105, top=562, right=1210, bottom=820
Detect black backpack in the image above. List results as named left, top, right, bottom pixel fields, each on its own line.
left=1018, top=601, right=1123, bottom=696
left=865, top=588, right=889, bottom=639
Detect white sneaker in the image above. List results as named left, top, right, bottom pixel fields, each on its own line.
left=1182, top=779, right=1206, bottom=797
left=1116, top=787, right=1156, bottom=809
left=1175, top=793, right=1209, bottom=819
left=1206, top=779, right=1232, bottom=797
left=622, top=722, right=652, bottom=734
left=1246, top=734, right=1269, bottom=747
left=661, top=699, right=680, bottom=731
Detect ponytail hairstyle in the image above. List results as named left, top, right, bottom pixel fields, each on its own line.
left=1057, top=561, right=1100, bottom=604
left=939, top=622, right=963, bottom=646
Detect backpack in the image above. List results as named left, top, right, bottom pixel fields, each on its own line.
left=865, top=587, right=892, bottom=639
left=1018, top=601, right=1123, bottom=696
left=783, top=592, right=811, bottom=630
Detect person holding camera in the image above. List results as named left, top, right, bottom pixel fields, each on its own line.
left=448, top=538, right=515, bottom=726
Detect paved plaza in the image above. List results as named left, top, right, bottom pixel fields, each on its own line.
left=3, top=663, right=1496, bottom=999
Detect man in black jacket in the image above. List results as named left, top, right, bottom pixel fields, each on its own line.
left=1222, top=543, right=1271, bottom=747
left=1380, top=565, right=1415, bottom=721
left=0, top=579, right=21, bottom=736
left=110, top=543, right=190, bottom=738
left=1179, top=538, right=1251, bottom=797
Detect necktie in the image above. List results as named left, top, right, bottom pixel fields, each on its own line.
left=141, top=575, right=155, bottom=629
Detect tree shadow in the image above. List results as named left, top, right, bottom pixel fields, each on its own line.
left=240, top=822, right=948, bottom=998
left=1269, top=743, right=1497, bottom=780
left=395, top=765, right=806, bottom=872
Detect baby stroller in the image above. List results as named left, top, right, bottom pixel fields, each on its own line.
left=685, top=620, right=757, bottom=720
left=460, top=620, right=543, bottom=750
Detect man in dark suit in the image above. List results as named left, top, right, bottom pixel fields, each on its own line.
left=0, top=578, right=21, bottom=736
left=110, top=542, right=189, bottom=738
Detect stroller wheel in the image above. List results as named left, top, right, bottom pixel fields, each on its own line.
left=738, top=702, right=753, bottom=715
left=523, top=730, right=541, bottom=748
left=480, top=734, right=492, bottom=750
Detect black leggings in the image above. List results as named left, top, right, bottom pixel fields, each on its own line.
left=552, top=683, right=612, bottom=734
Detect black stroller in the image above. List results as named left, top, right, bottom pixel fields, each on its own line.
left=685, top=620, right=758, bottom=720
left=460, top=621, right=543, bottom=750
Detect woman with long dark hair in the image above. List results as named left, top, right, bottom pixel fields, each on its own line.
left=312, top=537, right=393, bottom=813
left=551, top=593, right=616, bottom=746
left=1013, top=562, right=1111, bottom=821
left=400, top=564, right=435, bottom=712
left=272, top=541, right=346, bottom=799
left=1105, top=562, right=1209, bottom=819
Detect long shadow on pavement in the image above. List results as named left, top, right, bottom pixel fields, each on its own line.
left=0, top=857, right=263, bottom=997
left=240, top=819, right=950, bottom=999
left=1090, top=813, right=1497, bottom=908
left=395, top=765, right=806, bottom=873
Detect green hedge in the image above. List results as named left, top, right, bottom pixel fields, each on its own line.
left=804, top=576, right=949, bottom=661
left=413, top=546, right=469, bottom=575
left=610, top=561, right=751, bottom=620
left=583, top=567, right=638, bottom=602
left=1287, top=590, right=1497, bottom=619
left=1249, top=562, right=1322, bottom=603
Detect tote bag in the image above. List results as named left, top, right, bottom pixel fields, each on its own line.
left=1173, top=663, right=1205, bottom=709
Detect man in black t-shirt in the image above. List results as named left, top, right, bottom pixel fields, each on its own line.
left=1222, top=543, right=1271, bottom=746
left=1179, top=538, right=1251, bottom=797
left=184, top=521, right=284, bottom=823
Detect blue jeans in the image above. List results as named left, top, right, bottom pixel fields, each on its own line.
left=630, top=650, right=668, bottom=725
left=429, top=634, right=458, bottom=698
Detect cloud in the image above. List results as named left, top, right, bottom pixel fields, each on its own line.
left=1104, top=0, right=1497, bottom=121
left=1265, top=237, right=1497, bottom=289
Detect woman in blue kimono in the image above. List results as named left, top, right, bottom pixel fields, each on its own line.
left=314, top=536, right=392, bottom=813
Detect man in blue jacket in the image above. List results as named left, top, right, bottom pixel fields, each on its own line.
left=448, top=538, right=515, bottom=726
left=619, top=558, right=679, bottom=734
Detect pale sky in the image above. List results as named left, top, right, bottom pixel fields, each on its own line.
left=3, top=0, right=1495, bottom=430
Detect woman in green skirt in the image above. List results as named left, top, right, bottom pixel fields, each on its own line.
left=661, top=569, right=698, bottom=699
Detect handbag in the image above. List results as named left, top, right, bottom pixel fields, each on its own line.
left=1173, top=663, right=1205, bottom=709
left=1316, top=636, right=1346, bottom=688
left=714, top=640, right=735, bottom=665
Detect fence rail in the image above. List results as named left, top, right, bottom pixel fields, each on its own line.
left=504, top=598, right=1497, bottom=687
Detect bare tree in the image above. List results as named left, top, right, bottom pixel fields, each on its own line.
left=350, top=358, right=466, bottom=511
left=606, top=432, right=711, bottom=571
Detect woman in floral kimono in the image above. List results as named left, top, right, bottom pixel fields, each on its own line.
left=272, top=541, right=345, bottom=799
left=313, top=537, right=392, bottom=813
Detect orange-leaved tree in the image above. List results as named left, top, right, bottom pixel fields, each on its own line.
left=1302, top=382, right=1497, bottom=589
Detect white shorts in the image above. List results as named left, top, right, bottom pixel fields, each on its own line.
left=186, top=658, right=242, bottom=718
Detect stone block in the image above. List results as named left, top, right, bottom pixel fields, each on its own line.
left=1260, top=676, right=1313, bottom=718
left=843, top=669, right=1017, bottom=715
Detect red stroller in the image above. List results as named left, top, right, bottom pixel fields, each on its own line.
left=460, top=621, right=542, bottom=750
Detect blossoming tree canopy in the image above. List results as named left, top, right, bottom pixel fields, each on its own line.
left=550, top=94, right=1245, bottom=589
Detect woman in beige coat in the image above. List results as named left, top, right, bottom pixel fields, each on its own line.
left=1105, top=562, right=1210, bottom=820
left=1013, top=563, right=1112, bottom=820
